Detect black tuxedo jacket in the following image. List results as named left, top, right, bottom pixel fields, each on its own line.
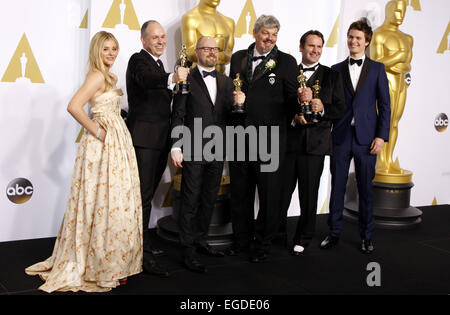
left=286, top=64, right=346, bottom=156
left=171, top=67, right=234, bottom=161
left=229, top=45, right=298, bottom=128
left=126, top=49, right=173, bottom=149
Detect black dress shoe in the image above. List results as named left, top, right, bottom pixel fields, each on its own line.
left=184, top=257, right=207, bottom=273
left=144, top=245, right=165, bottom=257
left=320, top=235, right=339, bottom=249
left=150, top=247, right=165, bottom=257
left=197, top=245, right=225, bottom=257
left=249, top=251, right=267, bottom=263
left=224, top=243, right=249, bottom=256
left=143, top=259, right=170, bottom=277
left=361, top=239, right=374, bottom=254
left=224, top=245, right=240, bottom=256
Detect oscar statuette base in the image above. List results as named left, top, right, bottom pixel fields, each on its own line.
left=343, top=181, right=422, bottom=230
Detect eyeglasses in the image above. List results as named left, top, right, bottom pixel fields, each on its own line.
left=197, top=47, right=220, bottom=53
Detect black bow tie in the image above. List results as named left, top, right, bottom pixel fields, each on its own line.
left=349, top=58, right=363, bottom=66
left=156, top=59, right=165, bottom=71
left=302, top=66, right=317, bottom=72
left=252, top=55, right=265, bottom=62
left=202, top=70, right=217, bottom=78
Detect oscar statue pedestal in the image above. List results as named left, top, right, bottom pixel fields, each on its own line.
left=343, top=170, right=422, bottom=229
left=157, top=174, right=233, bottom=248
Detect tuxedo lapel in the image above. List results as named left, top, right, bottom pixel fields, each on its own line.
left=192, top=67, right=214, bottom=106
left=240, top=55, right=249, bottom=83
left=354, top=57, right=371, bottom=98
left=252, top=56, right=275, bottom=82
left=342, top=58, right=355, bottom=96
left=140, top=49, right=164, bottom=73
left=215, top=73, right=224, bottom=107
left=307, top=64, right=324, bottom=87
left=252, top=64, right=267, bottom=82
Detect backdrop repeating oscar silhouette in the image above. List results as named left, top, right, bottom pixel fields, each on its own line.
left=1, top=33, right=44, bottom=83
left=235, top=0, right=257, bottom=39
left=80, top=9, right=88, bottom=29
left=437, top=22, right=450, bottom=54
left=102, top=0, right=140, bottom=31
left=408, top=0, right=421, bottom=11
left=1, top=0, right=448, bottom=244
left=326, top=15, right=340, bottom=48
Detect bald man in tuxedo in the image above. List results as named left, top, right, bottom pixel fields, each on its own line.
left=126, top=20, right=189, bottom=276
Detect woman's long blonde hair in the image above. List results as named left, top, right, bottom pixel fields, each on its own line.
left=88, top=31, right=119, bottom=91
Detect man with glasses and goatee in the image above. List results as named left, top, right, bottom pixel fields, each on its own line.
left=171, top=36, right=245, bottom=273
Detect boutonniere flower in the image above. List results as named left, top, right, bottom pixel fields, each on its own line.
left=265, top=59, right=276, bottom=71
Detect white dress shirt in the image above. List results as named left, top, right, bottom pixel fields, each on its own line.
left=349, top=55, right=365, bottom=91
left=252, top=49, right=269, bottom=73
left=300, top=62, right=319, bottom=81
left=348, top=55, right=365, bottom=125
left=197, top=65, right=217, bottom=105
left=171, top=66, right=217, bottom=152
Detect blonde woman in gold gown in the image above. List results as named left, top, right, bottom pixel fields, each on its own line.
left=25, top=31, right=143, bottom=293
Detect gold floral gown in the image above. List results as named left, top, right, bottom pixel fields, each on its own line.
left=25, top=88, right=143, bottom=292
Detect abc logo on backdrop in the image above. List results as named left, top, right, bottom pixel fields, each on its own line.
left=434, top=113, right=448, bottom=133
left=6, top=178, right=33, bottom=204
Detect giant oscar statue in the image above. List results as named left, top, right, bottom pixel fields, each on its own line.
left=181, top=0, right=235, bottom=73
left=365, top=0, right=422, bottom=228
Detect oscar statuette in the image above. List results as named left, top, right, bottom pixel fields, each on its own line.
left=311, top=80, right=321, bottom=123
left=297, top=69, right=311, bottom=117
left=232, top=73, right=245, bottom=114
left=175, top=45, right=190, bottom=95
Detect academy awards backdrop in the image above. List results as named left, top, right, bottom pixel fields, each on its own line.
left=0, top=0, right=448, bottom=242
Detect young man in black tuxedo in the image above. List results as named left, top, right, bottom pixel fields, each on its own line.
left=170, top=36, right=245, bottom=273
left=279, top=30, right=346, bottom=255
left=126, top=20, right=189, bottom=276
left=227, top=15, right=298, bottom=263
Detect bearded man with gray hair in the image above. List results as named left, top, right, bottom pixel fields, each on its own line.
left=226, top=15, right=298, bottom=263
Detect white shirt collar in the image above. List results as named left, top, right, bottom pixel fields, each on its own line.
left=143, top=48, right=160, bottom=63
left=197, top=65, right=216, bottom=76
left=349, top=54, right=366, bottom=65
left=253, top=48, right=270, bottom=58
left=301, top=62, right=319, bottom=69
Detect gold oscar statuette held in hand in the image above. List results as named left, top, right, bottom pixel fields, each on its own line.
left=175, top=45, right=190, bottom=95
left=311, top=79, right=321, bottom=123
left=297, top=69, right=311, bottom=116
left=232, top=73, right=245, bottom=114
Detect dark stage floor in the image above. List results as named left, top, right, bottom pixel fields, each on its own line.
left=1, top=205, right=449, bottom=298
